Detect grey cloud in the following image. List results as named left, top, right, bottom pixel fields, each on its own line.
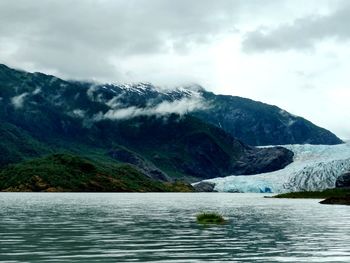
left=0, top=0, right=245, bottom=81
left=0, top=0, right=299, bottom=83
left=242, top=4, right=350, bottom=52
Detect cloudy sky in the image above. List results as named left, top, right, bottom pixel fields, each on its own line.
left=0, top=0, right=349, bottom=139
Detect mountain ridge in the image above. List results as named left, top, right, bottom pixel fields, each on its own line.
left=0, top=63, right=341, bottom=146
left=0, top=63, right=296, bottom=188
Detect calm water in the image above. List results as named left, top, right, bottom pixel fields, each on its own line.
left=0, top=193, right=349, bottom=262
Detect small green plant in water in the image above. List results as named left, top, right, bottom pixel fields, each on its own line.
left=196, top=212, right=226, bottom=225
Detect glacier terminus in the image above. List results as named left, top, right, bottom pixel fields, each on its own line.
left=196, top=142, right=350, bottom=193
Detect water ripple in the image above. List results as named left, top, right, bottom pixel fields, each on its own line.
left=0, top=193, right=349, bottom=262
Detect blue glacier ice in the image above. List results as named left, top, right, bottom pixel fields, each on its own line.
left=195, top=142, right=350, bottom=193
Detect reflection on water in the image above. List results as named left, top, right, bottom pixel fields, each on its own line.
left=0, top=193, right=349, bottom=262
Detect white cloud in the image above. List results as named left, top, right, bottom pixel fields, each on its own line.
left=86, top=85, right=105, bottom=103
left=32, top=87, right=41, bottom=95
left=94, top=95, right=209, bottom=121
left=11, top=92, right=28, bottom=109
left=105, top=95, right=123, bottom=109
left=86, top=85, right=98, bottom=100
left=70, top=109, right=86, bottom=118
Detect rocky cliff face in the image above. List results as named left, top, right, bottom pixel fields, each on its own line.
left=336, top=172, right=350, bottom=188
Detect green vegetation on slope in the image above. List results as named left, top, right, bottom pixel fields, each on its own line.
left=0, top=122, right=51, bottom=167
left=110, top=115, right=246, bottom=180
left=105, top=115, right=293, bottom=180
left=195, top=92, right=342, bottom=146
left=0, top=63, right=293, bottom=185
left=0, top=154, right=194, bottom=192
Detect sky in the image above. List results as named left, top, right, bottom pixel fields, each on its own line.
left=0, top=0, right=349, bottom=139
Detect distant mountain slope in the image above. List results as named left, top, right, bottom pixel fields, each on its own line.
left=194, top=92, right=342, bottom=146
left=0, top=64, right=294, bottom=183
left=0, top=122, right=51, bottom=166
left=0, top=64, right=341, bottom=146
left=104, top=115, right=294, bottom=180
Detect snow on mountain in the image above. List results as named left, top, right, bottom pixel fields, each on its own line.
left=102, top=82, right=201, bottom=97
left=85, top=82, right=203, bottom=105
left=0, top=64, right=343, bottom=146
left=198, top=142, right=350, bottom=193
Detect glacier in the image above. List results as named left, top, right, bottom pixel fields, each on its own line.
left=197, top=142, right=350, bottom=193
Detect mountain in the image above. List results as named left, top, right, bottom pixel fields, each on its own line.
left=0, top=122, right=51, bottom=166
left=0, top=154, right=194, bottom=192
left=103, top=115, right=293, bottom=180
left=0, top=64, right=341, bottom=146
left=200, top=142, right=350, bottom=193
left=0, top=64, right=294, bottom=188
left=194, top=92, right=342, bottom=146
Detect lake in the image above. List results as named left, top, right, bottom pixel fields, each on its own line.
left=0, top=193, right=349, bottom=262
